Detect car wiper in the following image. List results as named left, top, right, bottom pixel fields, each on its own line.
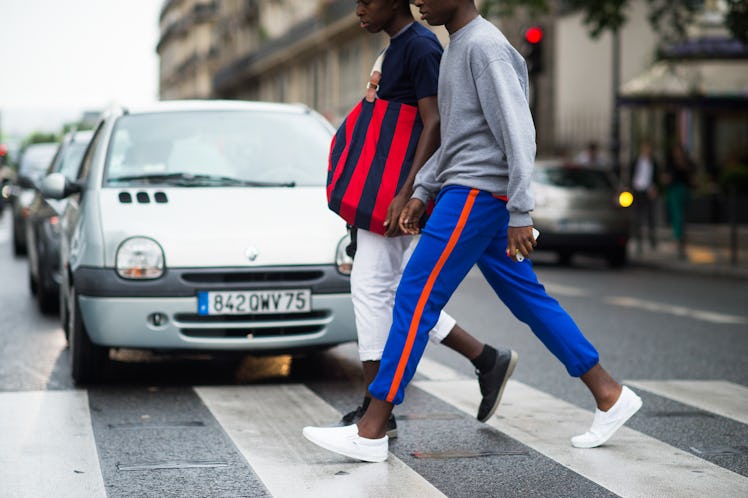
left=107, top=172, right=295, bottom=188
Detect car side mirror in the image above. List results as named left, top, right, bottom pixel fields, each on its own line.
left=16, top=174, right=36, bottom=189
left=41, top=172, right=82, bottom=199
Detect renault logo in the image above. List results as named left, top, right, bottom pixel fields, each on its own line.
left=245, top=246, right=259, bottom=262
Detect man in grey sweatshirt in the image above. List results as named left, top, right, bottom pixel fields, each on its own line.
left=303, top=0, right=642, bottom=463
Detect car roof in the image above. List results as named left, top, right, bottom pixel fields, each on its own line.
left=113, top=99, right=311, bottom=116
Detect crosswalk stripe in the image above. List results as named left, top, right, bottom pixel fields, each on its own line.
left=196, top=385, right=445, bottom=498
left=625, top=380, right=748, bottom=425
left=415, top=359, right=748, bottom=498
left=0, top=390, right=106, bottom=498
left=604, top=296, right=747, bottom=324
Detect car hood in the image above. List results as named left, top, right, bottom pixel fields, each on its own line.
left=98, top=187, right=346, bottom=268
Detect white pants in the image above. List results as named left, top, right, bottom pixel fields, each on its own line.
left=350, top=228, right=456, bottom=361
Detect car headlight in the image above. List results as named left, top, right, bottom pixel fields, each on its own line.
left=335, top=234, right=353, bottom=275
left=116, top=237, right=164, bottom=279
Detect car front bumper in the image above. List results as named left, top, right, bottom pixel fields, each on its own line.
left=73, top=265, right=355, bottom=352
left=78, top=293, right=355, bottom=352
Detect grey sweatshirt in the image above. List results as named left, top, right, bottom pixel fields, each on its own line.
left=412, top=16, right=536, bottom=227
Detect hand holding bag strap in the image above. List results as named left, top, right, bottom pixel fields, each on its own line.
left=365, top=49, right=386, bottom=102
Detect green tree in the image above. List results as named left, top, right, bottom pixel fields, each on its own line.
left=62, top=120, right=95, bottom=134
left=21, top=132, right=59, bottom=148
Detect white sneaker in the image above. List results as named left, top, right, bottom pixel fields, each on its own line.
left=571, top=385, right=643, bottom=448
left=303, top=424, right=388, bottom=463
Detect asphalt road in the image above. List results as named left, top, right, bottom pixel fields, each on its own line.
left=1, top=213, right=746, bottom=497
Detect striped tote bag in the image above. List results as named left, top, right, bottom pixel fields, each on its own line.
left=327, top=50, right=423, bottom=235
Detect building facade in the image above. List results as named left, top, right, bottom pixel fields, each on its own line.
left=157, top=0, right=747, bottom=221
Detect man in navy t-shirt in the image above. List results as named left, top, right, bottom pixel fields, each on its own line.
left=319, top=0, right=518, bottom=444
left=377, top=21, right=441, bottom=107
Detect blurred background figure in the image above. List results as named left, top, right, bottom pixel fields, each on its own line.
left=629, top=141, right=659, bottom=253
left=575, top=141, right=607, bottom=169
left=663, top=144, right=695, bottom=259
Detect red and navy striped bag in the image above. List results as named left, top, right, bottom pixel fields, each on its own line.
left=327, top=50, right=423, bottom=235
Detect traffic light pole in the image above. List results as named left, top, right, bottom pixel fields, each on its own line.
left=610, top=28, right=622, bottom=181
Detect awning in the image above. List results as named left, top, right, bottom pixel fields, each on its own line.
left=618, top=59, right=748, bottom=107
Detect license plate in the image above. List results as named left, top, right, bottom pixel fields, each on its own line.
left=197, top=289, right=311, bottom=315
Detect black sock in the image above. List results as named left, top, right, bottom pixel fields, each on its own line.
left=471, top=344, right=497, bottom=373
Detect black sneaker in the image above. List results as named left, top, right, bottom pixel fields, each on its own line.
left=476, top=349, right=519, bottom=422
left=339, top=405, right=398, bottom=439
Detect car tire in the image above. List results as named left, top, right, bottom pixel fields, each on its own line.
left=607, top=247, right=628, bottom=268
left=37, top=278, right=58, bottom=315
left=558, top=251, right=573, bottom=266
left=35, top=243, right=58, bottom=314
left=69, top=286, right=107, bottom=384
left=60, top=288, right=70, bottom=344
left=29, top=269, right=38, bottom=295
left=12, top=222, right=25, bottom=256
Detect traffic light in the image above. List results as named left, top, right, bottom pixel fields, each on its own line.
left=522, top=25, right=544, bottom=76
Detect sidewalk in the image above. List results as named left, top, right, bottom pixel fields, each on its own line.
left=628, top=224, right=748, bottom=280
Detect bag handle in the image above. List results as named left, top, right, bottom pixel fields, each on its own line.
left=365, top=49, right=387, bottom=102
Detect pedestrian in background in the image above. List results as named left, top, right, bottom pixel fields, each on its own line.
left=330, top=0, right=518, bottom=439
left=575, top=140, right=607, bottom=169
left=304, top=0, right=642, bottom=463
left=630, top=141, right=659, bottom=253
left=663, top=144, right=694, bottom=259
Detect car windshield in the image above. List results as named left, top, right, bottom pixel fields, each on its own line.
left=104, top=110, right=332, bottom=187
left=19, top=143, right=58, bottom=179
left=534, top=167, right=613, bottom=190
left=57, top=140, right=91, bottom=179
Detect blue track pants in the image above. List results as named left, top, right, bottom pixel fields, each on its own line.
left=369, top=186, right=600, bottom=404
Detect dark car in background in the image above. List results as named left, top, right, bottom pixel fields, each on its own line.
left=26, top=131, right=93, bottom=313
left=531, top=159, right=632, bottom=267
left=10, top=142, right=59, bottom=255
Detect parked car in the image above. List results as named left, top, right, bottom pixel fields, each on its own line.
left=531, top=159, right=631, bottom=267
left=26, top=130, right=93, bottom=313
left=10, top=142, right=59, bottom=255
left=41, top=100, right=355, bottom=384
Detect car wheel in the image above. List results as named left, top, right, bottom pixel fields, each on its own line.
left=35, top=244, right=58, bottom=314
left=29, top=269, right=38, bottom=295
left=69, top=286, right=107, bottom=384
left=558, top=251, right=573, bottom=266
left=607, top=247, right=628, bottom=268
left=36, top=276, right=58, bottom=315
left=12, top=222, right=25, bottom=256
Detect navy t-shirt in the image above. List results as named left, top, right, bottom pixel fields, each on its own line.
left=378, top=23, right=443, bottom=107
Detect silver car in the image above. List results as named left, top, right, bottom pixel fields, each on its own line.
left=42, top=100, right=355, bottom=384
left=531, top=159, right=632, bottom=267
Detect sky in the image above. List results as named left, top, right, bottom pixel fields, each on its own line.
left=0, top=0, right=162, bottom=137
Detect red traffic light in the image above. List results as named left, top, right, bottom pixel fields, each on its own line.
left=524, top=26, right=543, bottom=44
left=0, top=144, right=7, bottom=157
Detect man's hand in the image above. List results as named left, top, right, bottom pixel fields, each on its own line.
left=383, top=192, right=409, bottom=237
left=506, top=225, right=537, bottom=262
left=399, top=199, right=426, bottom=235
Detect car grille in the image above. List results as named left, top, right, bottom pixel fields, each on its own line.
left=181, top=271, right=324, bottom=284
left=173, top=310, right=330, bottom=322
left=173, top=310, right=331, bottom=339
left=180, top=325, right=323, bottom=339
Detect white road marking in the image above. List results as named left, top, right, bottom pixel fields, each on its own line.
left=196, top=385, right=444, bottom=498
left=0, top=390, right=106, bottom=498
left=542, top=283, right=590, bottom=297
left=604, top=296, right=747, bottom=324
left=414, top=361, right=748, bottom=498
left=625, top=380, right=748, bottom=425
